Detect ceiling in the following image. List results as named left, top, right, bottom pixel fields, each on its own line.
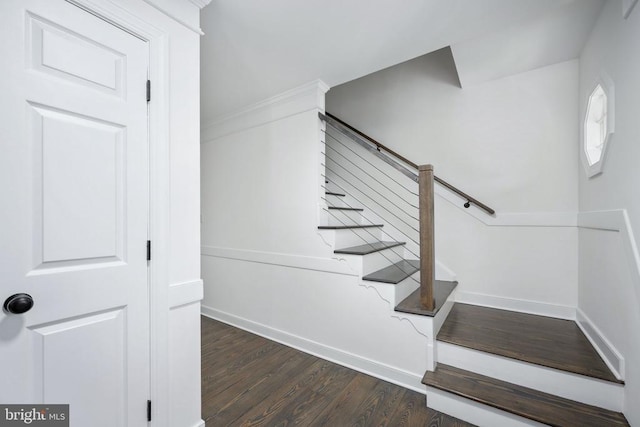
left=200, top=0, right=604, bottom=123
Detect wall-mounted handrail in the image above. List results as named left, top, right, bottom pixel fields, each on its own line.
left=321, top=112, right=495, bottom=216
left=320, top=112, right=418, bottom=183
left=325, top=112, right=419, bottom=169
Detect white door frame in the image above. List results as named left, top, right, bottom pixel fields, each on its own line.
left=65, top=0, right=171, bottom=424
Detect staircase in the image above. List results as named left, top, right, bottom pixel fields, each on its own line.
left=319, top=113, right=630, bottom=426
left=319, top=186, right=457, bottom=317
left=318, top=180, right=458, bottom=379
left=425, top=303, right=628, bottom=426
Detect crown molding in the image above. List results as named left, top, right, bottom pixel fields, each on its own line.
left=201, top=79, right=330, bottom=142
left=189, top=0, right=212, bottom=9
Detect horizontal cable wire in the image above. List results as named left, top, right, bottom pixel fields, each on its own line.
left=324, top=161, right=420, bottom=235
left=321, top=175, right=421, bottom=254
left=320, top=194, right=422, bottom=288
left=324, top=129, right=418, bottom=197
left=322, top=164, right=419, bottom=238
left=325, top=142, right=419, bottom=210
left=321, top=169, right=419, bottom=245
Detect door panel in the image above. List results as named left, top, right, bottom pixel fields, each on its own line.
left=0, top=1, right=150, bottom=425
left=35, top=105, right=124, bottom=265
left=28, top=13, right=126, bottom=96
left=31, top=308, right=126, bottom=426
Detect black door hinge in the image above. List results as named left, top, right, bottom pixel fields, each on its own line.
left=146, top=80, right=151, bottom=102
left=147, top=400, right=152, bottom=422
left=146, top=240, right=151, bottom=261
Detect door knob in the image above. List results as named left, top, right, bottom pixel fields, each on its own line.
left=3, top=293, right=34, bottom=314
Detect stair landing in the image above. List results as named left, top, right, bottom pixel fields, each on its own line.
left=437, top=303, right=621, bottom=384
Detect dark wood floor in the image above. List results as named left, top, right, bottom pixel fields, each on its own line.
left=437, top=303, right=621, bottom=383
left=201, top=316, right=474, bottom=427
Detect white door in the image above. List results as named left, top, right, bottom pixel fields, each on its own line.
left=0, top=0, right=150, bottom=425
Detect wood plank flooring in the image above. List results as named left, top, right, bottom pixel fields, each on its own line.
left=201, top=316, right=474, bottom=427
left=437, top=303, right=621, bottom=383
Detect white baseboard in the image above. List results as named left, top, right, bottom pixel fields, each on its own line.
left=576, top=308, right=625, bottom=380
left=201, top=304, right=425, bottom=394
left=455, top=291, right=576, bottom=320
left=192, top=420, right=205, bottom=427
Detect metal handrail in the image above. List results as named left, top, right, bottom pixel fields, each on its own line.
left=320, top=112, right=496, bottom=216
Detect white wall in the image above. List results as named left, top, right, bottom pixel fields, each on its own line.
left=578, top=1, right=640, bottom=424
left=327, top=49, right=579, bottom=314
left=201, top=111, right=327, bottom=258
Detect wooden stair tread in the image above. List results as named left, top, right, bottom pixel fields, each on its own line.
left=328, top=206, right=364, bottom=212
left=362, top=259, right=419, bottom=284
left=318, top=224, right=383, bottom=230
left=394, top=281, right=457, bottom=317
left=334, top=241, right=405, bottom=255
left=422, top=364, right=629, bottom=427
left=438, top=303, right=622, bottom=384
left=325, top=191, right=345, bottom=197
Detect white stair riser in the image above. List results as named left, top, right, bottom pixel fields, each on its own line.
left=393, top=271, right=420, bottom=304
left=432, top=290, right=456, bottom=337
left=334, top=227, right=382, bottom=247
left=361, top=248, right=404, bottom=275
left=436, top=342, right=624, bottom=412
left=426, top=387, right=546, bottom=427
left=327, top=209, right=364, bottom=227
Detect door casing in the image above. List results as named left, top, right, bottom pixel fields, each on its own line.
left=65, top=0, right=172, bottom=424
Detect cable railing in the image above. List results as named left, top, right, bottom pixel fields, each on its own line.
left=319, top=175, right=424, bottom=297
left=321, top=112, right=496, bottom=216
left=319, top=111, right=496, bottom=311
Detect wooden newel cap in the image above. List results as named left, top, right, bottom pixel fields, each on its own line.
left=418, top=164, right=434, bottom=172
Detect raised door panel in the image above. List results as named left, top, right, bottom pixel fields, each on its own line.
left=29, top=104, right=125, bottom=269
left=27, top=12, right=125, bottom=96
left=30, top=309, right=126, bottom=427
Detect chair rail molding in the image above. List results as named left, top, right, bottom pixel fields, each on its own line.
left=201, top=245, right=358, bottom=277
left=577, top=209, right=640, bottom=306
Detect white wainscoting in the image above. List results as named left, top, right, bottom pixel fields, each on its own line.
left=578, top=209, right=640, bottom=302
left=576, top=308, right=625, bottom=380
left=200, top=305, right=426, bottom=394
left=576, top=208, right=639, bottom=382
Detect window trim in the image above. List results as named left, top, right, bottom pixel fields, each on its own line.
left=581, top=74, right=615, bottom=178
